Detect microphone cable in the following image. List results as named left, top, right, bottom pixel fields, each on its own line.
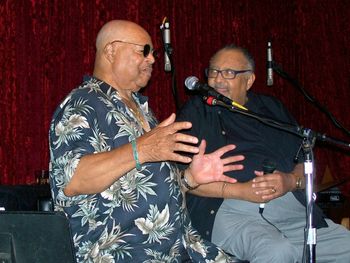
left=259, top=159, right=285, bottom=236
left=259, top=208, right=284, bottom=236
left=273, top=61, right=350, bottom=138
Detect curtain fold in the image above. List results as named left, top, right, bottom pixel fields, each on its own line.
left=1, top=0, right=349, bottom=195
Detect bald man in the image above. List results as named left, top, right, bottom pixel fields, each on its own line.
left=49, top=20, right=244, bottom=262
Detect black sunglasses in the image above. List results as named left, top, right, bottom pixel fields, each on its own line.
left=109, top=40, right=158, bottom=58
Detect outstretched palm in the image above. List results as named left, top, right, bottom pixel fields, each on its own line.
left=189, top=140, right=244, bottom=185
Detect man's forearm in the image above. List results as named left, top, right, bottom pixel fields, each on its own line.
left=64, top=142, right=137, bottom=196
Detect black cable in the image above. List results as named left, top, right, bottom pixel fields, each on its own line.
left=273, top=62, right=350, bottom=138
left=170, top=54, right=180, bottom=110
left=259, top=209, right=285, bottom=236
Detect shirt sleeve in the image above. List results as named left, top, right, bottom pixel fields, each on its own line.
left=49, top=88, right=113, bottom=207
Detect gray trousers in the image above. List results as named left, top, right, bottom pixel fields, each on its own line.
left=212, top=193, right=350, bottom=263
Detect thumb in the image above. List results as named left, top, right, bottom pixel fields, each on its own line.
left=158, top=113, right=176, bottom=127
left=254, top=170, right=264, bottom=177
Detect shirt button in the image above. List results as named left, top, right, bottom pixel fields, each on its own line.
left=210, top=210, right=215, bottom=214
left=206, top=231, right=210, bottom=236
left=218, top=111, right=221, bottom=115
left=221, top=130, right=226, bottom=135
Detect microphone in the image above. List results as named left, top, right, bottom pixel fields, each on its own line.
left=161, top=17, right=171, bottom=72
left=267, top=41, right=273, bottom=86
left=259, top=159, right=276, bottom=214
left=185, top=76, right=248, bottom=111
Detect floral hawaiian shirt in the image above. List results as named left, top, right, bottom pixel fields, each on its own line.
left=49, top=76, right=237, bottom=262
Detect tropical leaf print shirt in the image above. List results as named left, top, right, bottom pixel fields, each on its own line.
left=49, top=76, right=236, bottom=263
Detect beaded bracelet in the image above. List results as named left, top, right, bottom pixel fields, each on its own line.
left=131, top=139, right=142, bottom=171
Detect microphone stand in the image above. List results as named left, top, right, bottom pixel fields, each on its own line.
left=270, top=57, right=350, bottom=262
left=204, top=96, right=350, bottom=263
left=160, top=18, right=180, bottom=110
left=301, top=128, right=316, bottom=263
left=166, top=44, right=181, bottom=110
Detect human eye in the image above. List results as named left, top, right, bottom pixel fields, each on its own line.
left=208, top=69, right=218, bottom=77
left=135, top=49, right=144, bottom=55
left=224, top=69, right=236, bottom=78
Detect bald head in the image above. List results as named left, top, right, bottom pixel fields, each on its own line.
left=95, top=20, right=149, bottom=53
left=93, top=20, right=155, bottom=94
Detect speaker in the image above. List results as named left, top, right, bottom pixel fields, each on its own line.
left=0, top=211, right=76, bottom=263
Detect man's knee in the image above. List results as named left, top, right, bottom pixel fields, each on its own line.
left=251, top=238, right=298, bottom=263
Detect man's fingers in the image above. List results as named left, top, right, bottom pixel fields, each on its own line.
left=223, top=164, right=244, bottom=173
left=173, top=142, right=199, bottom=154
left=158, top=113, right=176, bottom=127
left=170, top=152, right=192, bottom=163
left=173, top=133, right=198, bottom=145
left=167, top=121, right=193, bottom=133
left=221, top=176, right=237, bottom=184
left=214, top=144, right=236, bottom=156
left=222, top=155, right=245, bottom=165
left=157, top=113, right=192, bottom=132
left=198, top=139, right=206, bottom=155
left=254, top=170, right=264, bottom=177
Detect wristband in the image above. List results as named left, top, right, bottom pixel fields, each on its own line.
left=131, top=139, right=142, bottom=171
left=181, top=171, right=199, bottom=190
left=221, top=182, right=228, bottom=197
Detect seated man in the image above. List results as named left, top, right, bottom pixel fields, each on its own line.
left=177, top=44, right=350, bottom=262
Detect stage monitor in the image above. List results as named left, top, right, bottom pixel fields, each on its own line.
left=0, top=211, right=76, bottom=263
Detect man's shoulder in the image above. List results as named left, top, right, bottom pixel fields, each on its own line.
left=181, top=95, right=205, bottom=107
left=248, top=91, right=297, bottom=123
left=50, top=79, right=109, bottom=123
left=249, top=91, right=282, bottom=104
left=248, top=91, right=286, bottom=111
left=177, top=95, right=208, bottom=120
left=63, top=78, right=110, bottom=106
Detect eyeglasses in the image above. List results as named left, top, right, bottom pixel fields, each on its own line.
left=205, top=68, right=252, bottom=79
left=108, top=40, right=158, bottom=58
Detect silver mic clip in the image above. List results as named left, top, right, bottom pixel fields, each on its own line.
left=160, top=17, right=172, bottom=72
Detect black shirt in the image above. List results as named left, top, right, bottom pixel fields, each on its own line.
left=177, top=91, right=327, bottom=240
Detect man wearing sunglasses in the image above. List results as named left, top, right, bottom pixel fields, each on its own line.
left=49, top=20, right=245, bottom=262
left=177, top=44, right=350, bottom=262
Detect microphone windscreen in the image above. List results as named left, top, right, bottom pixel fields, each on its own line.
left=184, top=76, right=199, bottom=90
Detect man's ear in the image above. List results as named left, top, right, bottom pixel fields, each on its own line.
left=246, top=73, right=256, bottom=91
left=104, top=43, right=116, bottom=63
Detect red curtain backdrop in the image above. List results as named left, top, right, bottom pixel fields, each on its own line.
left=1, top=0, right=350, bottom=195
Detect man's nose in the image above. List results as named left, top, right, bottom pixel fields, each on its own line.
left=145, top=52, right=156, bottom=64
